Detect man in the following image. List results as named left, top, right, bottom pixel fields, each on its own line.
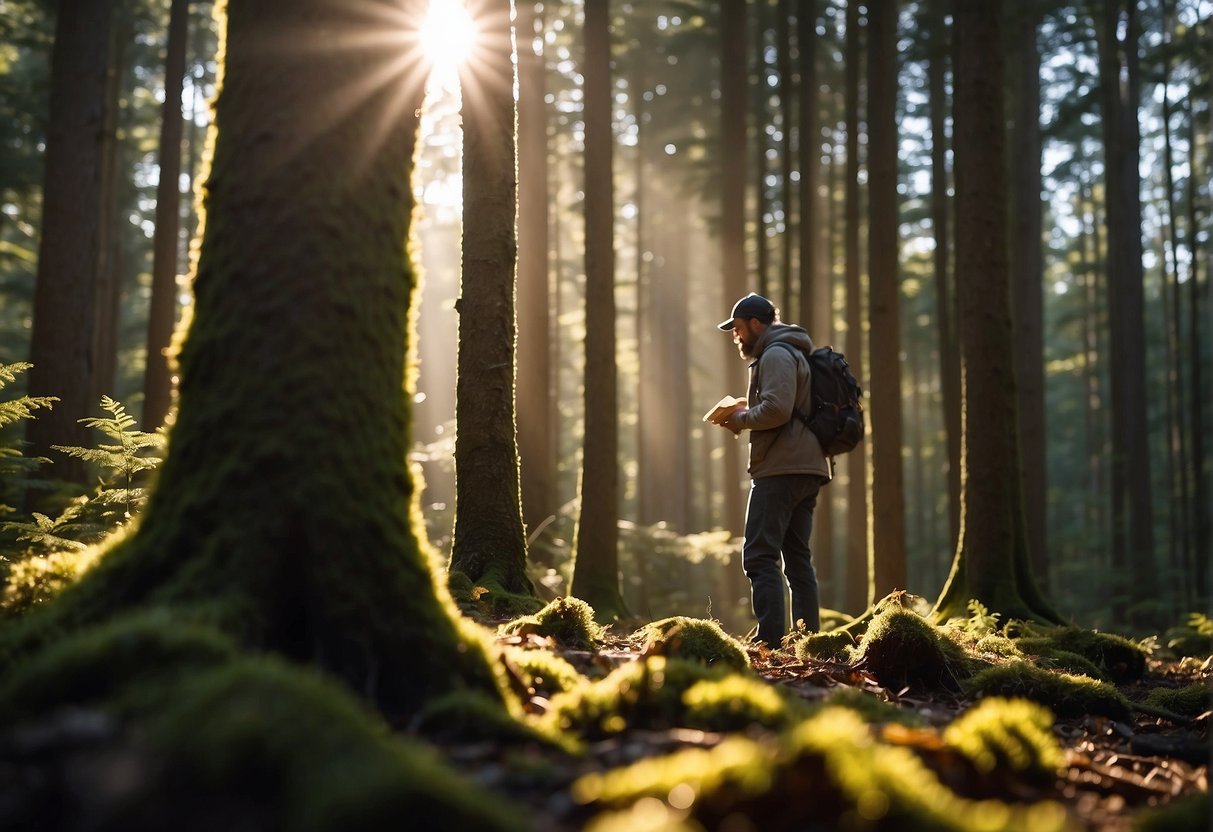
left=712, top=293, right=831, bottom=647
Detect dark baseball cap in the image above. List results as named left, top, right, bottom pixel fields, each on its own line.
left=718, top=293, right=776, bottom=330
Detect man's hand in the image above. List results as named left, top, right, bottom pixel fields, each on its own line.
left=721, top=408, right=747, bottom=435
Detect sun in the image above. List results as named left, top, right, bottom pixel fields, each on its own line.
left=420, top=0, right=478, bottom=87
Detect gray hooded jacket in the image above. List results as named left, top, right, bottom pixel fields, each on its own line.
left=734, top=323, right=832, bottom=480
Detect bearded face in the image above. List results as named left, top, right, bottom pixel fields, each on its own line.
left=729, top=318, right=765, bottom=358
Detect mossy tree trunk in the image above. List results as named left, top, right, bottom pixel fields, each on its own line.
left=449, top=0, right=534, bottom=599
left=933, top=0, right=1060, bottom=626
left=16, top=0, right=502, bottom=719
left=570, top=0, right=628, bottom=623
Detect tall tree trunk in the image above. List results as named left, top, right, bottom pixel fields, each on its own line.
left=1187, top=108, right=1208, bottom=601
left=25, top=0, right=115, bottom=487
left=144, top=0, right=192, bottom=430
left=777, top=0, right=794, bottom=313
left=571, top=0, right=627, bottom=622
left=842, top=0, right=869, bottom=615
left=927, top=0, right=961, bottom=555
left=660, top=210, right=693, bottom=532
left=866, top=0, right=907, bottom=599
left=798, top=0, right=831, bottom=602
left=12, top=0, right=502, bottom=718
left=1094, top=0, right=1156, bottom=622
left=92, top=21, right=125, bottom=409
left=450, top=0, right=533, bottom=598
left=516, top=0, right=556, bottom=545
left=1157, top=0, right=1190, bottom=604
left=634, top=43, right=654, bottom=527
left=753, top=0, right=771, bottom=295
left=1008, top=1, right=1047, bottom=585
left=934, top=0, right=1059, bottom=624
left=1078, top=171, right=1108, bottom=581
left=720, top=0, right=749, bottom=616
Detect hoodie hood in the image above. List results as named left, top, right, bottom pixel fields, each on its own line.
left=753, top=323, right=815, bottom=360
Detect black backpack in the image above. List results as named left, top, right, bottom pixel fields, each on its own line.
left=770, top=342, right=866, bottom=456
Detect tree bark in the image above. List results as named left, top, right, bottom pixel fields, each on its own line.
left=777, top=0, right=794, bottom=313
left=450, top=0, right=533, bottom=597
left=1187, top=107, right=1208, bottom=601
left=866, top=0, right=907, bottom=599
left=571, top=0, right=627, bottom=622
left=515, top=0, right=556, bottom=546
left=720, top=0, right=749, bottom=614
left=753, top=0, right=771, bottom=296
left=144, top=0, right=192, bottom=430
left=842, top=0, right=869, bottom=615
left=1094, top=0, right=1156, bottom=621
left=25, top=0, right=115, bottom=487
left=12, top=0, right=503, bottom=719
left=927, top=0, right=961, bottom=555
left=934, top=0, right=1059, bottom=624
left=1008, top=1, right=1047, bottom=585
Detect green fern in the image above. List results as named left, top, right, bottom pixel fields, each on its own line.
left=2, top=504, right=91, bottom=554
left=49, top=396, right=165, bottom=531
left=0, top=362, right=57, bottom=522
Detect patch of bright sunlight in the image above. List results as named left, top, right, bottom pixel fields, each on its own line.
left=421, top=0, right=477, bottom=90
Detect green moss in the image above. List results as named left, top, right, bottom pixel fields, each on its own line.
left=412, top=689, right=554, bottom=746
left=0, top=608, right=237, bottom=721
left=1141, top=683, right=1211, bottom=719
left=575, top=707, right=1070, bottom=832
left=503, top=646, right=584, bottom=697
left=1015, top=626, right=1146, bottom=683
left=794, top=630, right=854, bottom=662
left=964, top=661, right=1132, bottom=721
left=1014, top=639, right=1107, bottom=679
left=1162, top=622, right=1212, bottom=658
left=544, top=657, right=732, bottom=741
left=1132, top=791, right=1210, bottom=832
left=681, top=673, right=811, bottom=732
left=943, top=698, right=1063, bottom=783
left=448, top=570, right=476, bottom=603
left=143, top=658, right=527, bottom=831
left=499, top=596, right=605, bottom=649
left=856, top=609, right=976, bottom=691
left=824, top=686, right=927, bottom=727
left=449, top=570, right=543, bottom=619
left=973, top=634, right=1023, bottom=660
left=633, top=617, right=750, bottom=670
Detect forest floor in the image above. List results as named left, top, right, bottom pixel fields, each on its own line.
left=438, top=630, right=1210, bottom=832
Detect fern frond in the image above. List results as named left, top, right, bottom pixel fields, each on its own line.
left=0, top=396, right=57, bottom=428
left=0, top=362, right=33, bottom=386
left=90, top=488, right=147, bottom=505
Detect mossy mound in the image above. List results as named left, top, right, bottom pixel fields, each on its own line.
left=794, top=630, right=854, bottom=662
left=1025, top=647, right=1106, bottom=680
left=503, top=647, right=583, bottom=697
left=634, top=617, right=750, bottom=670
left=412, top=689, right=554, bottom=746
left=1141, top=683, right=1211, bottom=719
left=681, top=673, right=811, bottom=732
left=1015, top=626, right=1146, bottom=683
left=138, top=659, right=528, bottom=831
left=824, top=686, right=926, bottom=727
left=973, top=634, right=1024, bottom=661
left=964, top=661, right=1132, bottom=722
left=1131, top=791, right=1210, bottom=832
left=499, top=596, right=605, bottom=650
left=449, top=570, right=544, bottom=618
left=0, top=609, right=238, bottom=721
left=943, top=698, right=1063, bottom=784
left=856, top=609, right=976, bottom=691
left=544, top=657, right=760, bottom=740
left=575, top=707, right=1069, bottom=832
left=1161, top=615, right=1212, bottom=658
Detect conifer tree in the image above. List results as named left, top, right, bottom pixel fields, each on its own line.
left=450, top=0, right=536, bottom=604
left=6, top=0, right=503, bottom=718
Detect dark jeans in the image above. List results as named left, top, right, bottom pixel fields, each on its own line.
left=742, top=474, right=827, bottom=646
